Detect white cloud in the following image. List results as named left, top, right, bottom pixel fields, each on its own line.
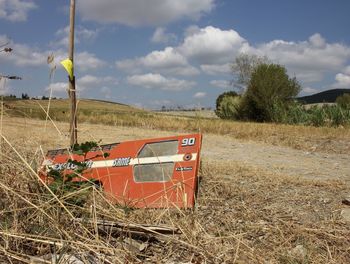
left=46, top=75, right=118, bottom=96
left=127, top=73, right=195, bottom=91
left=184, top=25, right=201, bottom=37
left=193, top=92, right=206, bottom=98
left=116, top=28, right=350, bottom=88
left=0, top=36, right=46, bottom=67
left=142, top=47, right=187, bottom=68
left=45, top=82, right=67, bottom=94
left=309, top=33, right=326, bottom=48
left=330, top=66, right=350, bottom=89
left=0, top=35, right=106, bottom=72
left=117, top=26, right=247, bottom=78
left=250, top=33, right=350, bottom=83
left=75, top=52, right=106, bottom=71
left=0, top=0, right=37, bottom=22
left=117, top=47, right=199, bottom=76
left=53, top=26, right=99, bottom=47
left=201, top=63, right=231, bottom=75
left=78, top=0, right=214, bottom=26
left=179, top=26, right=248, bottom=64
left=77, top=75, right=118, bottom=90
left=210, top=80, right=231, bottom=89
left=332, top=73, right=350, bottom=88
left=302, top=87, right=318, bottom=95
left=151, top=27, right=177, bottom=44
left=293, top=72, right=324, bottom=83
left=78, top=75, right=100, bottom=87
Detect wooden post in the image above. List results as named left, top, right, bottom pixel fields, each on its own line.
left=68, top=0, right=77, bottom=146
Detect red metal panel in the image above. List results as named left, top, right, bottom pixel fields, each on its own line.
left=40, top=133, right=202, bottom=208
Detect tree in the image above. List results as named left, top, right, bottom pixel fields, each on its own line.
left=21, top=93, right=29, bottom=100
left=231, top=53, right=268, bottom=92
left=242, top=63, right=301, bottom=122
left=216, top=94, right=241, bottom=120
left=336, top=93, right=350, bottom=109
left=215, top=91, right=238, bottom=111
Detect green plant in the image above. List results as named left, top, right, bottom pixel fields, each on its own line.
left=215, top=93, right=241, bottom=120
left=336, top=93, right=350, bottom=109
left=307, top=105, right=326, bottom=127
left=231, top=53, right=269, bottom=92
left=242, top=63, right=301, bottom=122
left=47, top=141, right=108, bottom=207
left=285, top=102, right=309, bottom=125
left=215, top=91, right=238, bottom=114
left=326, top=105, right=349, bottom=127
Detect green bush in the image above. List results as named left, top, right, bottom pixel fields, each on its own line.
left=215, top=91, right=240, bottom=119
left=216, top=95, right=241, bottom=120
left=261, top=102, right=350, bottom=127
left=285, top=102, right=309, bottom=124
left=215, top=91, right=238, bottom=110
left=307, top=106, right=326, bottom=127
left=336, top=93, right=350, bottom=109
left=242, top=63, right=301, bottom=122
left=325, top=105, right=350, bottom=127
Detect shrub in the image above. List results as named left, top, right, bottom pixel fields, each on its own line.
left=215, top=91, right=239, bottom=119
left=325, top=105, right=350, bottom=127
left=242, top=63, right=301, bottom=122
left=216, top=95, right=241, bottom=120
left=336, top=93, right=350, bottom=109
left=307, top=105, right=326, bottom=127
left=215, top=91, right=238, bottom=111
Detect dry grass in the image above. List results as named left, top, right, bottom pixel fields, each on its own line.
left=0, top=112, right=349, bottom=262
left=3, top=98, right=350, bottom=154
left=1, top=141, right=349, bottom=263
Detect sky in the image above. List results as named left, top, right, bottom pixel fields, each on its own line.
left=0, top=0, right=350, bottom=109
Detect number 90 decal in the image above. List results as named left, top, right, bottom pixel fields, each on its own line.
left=181, top=137, right=196, bottom=146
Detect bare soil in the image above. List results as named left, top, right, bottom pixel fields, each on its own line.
left=202, top=134, right=350, bottom=182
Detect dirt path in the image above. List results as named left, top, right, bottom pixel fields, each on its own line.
left=202, top=134, right=350, bottom=182
left=2, top=117, right=349, bottom=183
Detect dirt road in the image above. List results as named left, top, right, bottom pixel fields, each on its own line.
left=202, top=134, right=350, bottom=182
left=2, top=117, right=349, bottom=183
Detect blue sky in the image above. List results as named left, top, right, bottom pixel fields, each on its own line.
left=0, top=0, right=350, bottom=109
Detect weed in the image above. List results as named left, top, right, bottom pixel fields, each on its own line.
left=45, top=141, right=109, bottom=207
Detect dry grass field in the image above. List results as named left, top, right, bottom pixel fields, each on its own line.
left=0, top=104, right=350, bottom=263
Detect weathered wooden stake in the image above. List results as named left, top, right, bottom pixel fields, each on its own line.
left=68, top=0, right=77, bottom=146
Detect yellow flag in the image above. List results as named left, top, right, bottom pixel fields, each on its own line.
left=60, top=58, right=74, bottom=80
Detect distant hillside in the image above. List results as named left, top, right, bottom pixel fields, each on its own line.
left=297, top=88, right=350, bottom=104
left=1, top=98, right=145, bottom=120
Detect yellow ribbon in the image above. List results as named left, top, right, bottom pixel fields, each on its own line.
left=60, top=58, right=74, bottom=80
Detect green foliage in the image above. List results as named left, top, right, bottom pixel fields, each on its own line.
left=72, top=141, right=98, bottom=156
left=21, top=93, right=29, bottom=100
left=269, top=103, right=350, bottom=127
left=215, top=91, right=238, bottom=111
left=336, top=93, right=350, bottom=109
left=47, top=141, right=106, bottom=207
left=2, top=94, right=16, bottom=100
left=269, top=101, right=306, bottom=124
left=242, top=63, right=301, bottom=122
left=216, top=95, right=241, bottom=120
left=231, top=53, right=269, bottom=92
left=215, top=91, right=239, bottom=119
left=324, top=105, right=350, bottom=127
left=307, top=106, right=326, bottom=127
